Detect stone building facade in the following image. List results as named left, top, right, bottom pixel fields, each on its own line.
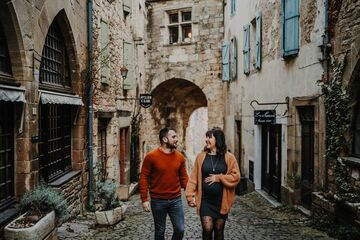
left=223, top=0, right=327, bottom=208
left=310, top=0, right=360, bottom=227
left=0, top=0, right=88, bottom=227
left=142, top=0, right=225, bottom=167
left=91, top=0, right=147, bottom=196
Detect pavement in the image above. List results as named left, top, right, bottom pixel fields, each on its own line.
left=58, top=192, right=335, bottom=240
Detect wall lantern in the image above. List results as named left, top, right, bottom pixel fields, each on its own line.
left=120, top=66, right=128, bottom=79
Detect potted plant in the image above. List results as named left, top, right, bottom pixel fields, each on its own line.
left=94, top=179, right=127, bottom=226
left=4, top=185, right=70, bottom=240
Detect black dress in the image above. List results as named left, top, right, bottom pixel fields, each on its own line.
left=200, top=154, right=227, bottom=219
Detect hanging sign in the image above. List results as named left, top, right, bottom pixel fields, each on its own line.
left=139, top=94, right=152, bottom=108
left=254, top=110, right=276, bottom=125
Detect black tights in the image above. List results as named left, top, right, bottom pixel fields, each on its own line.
left=201, top=216, right=226, bottom=240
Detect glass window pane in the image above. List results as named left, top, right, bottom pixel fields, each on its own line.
left=182, top=12, right=191, bottom=22
left=0, top=25, right=12, bottom=74
left=182, top=25, right=192, bottom=42
left=169, top=13, right=178, bottom=23
left=169, top=26, right=179, bottom=44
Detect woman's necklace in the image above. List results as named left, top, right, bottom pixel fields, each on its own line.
left=209, top=154, right=218, bottom=172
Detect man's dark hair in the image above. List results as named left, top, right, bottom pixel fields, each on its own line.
left=159, top=127, right=174, bottom=143
left=205, top=127, right=227, bottom=155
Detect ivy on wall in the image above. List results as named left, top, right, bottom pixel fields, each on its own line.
left=322, top=55, right=352, bottom=193
left=322, top=55, right=350, bottom=160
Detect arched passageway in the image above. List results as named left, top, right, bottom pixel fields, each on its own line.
left=148, top=78, right=207, bottom=168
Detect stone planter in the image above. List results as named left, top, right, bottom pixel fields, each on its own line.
left=94, top=205, right=127, bottom=226
left=4, top=210, right=56, bottom=240
left=312, top=192, right=336, bottom=214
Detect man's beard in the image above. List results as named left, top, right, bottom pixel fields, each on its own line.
left=166, top=142, right=177, bottom=149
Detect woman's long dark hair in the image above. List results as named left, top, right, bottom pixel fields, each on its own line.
left=205, top=127, right=227, bottom=155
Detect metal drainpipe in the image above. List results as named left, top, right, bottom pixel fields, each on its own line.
left=87, top=0, right=94, bottom=208
left=323, top=0, right=330, bottom=191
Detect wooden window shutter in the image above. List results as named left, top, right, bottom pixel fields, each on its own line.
left=123, top=41, right=135, bottom=90
left=222, top=42, right=230, bottom=81
left=231, top=0, right=236, bottom=16
left=255, top=11, right=262, bottom=70
left=100, top=20, right=110, bottom=84
left=243, top=24, right=250, bottom=75
left=282, top=0, right=300, bottom=57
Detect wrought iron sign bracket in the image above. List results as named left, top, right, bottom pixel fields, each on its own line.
left=250, top=96, right=289, bottom=115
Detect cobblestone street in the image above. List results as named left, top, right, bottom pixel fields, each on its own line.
left=58, top=192, right=334, bottom=240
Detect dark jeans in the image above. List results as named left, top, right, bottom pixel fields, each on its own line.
left=150, top=196, right=185, bottom=240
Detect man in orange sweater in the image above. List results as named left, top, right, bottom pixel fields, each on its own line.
left=139, top=127, right=189, bottom=240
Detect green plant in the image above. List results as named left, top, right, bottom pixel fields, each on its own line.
left=94, top=179, right=120, bottom=211
left=93, top=157, right=121, bottom=211
left=322, top=55, right=350, bottom=161
left=20, top=185, right=70, bottom=224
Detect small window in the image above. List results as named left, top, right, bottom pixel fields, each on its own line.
left=167, top=9, right=192, bottom=44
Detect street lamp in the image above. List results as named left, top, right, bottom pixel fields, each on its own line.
left=120, top=66, right=128, bottom=80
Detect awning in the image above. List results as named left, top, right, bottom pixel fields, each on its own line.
left=40, top=90, right=84, bottom=106
left=0, top=84, right=26, bottom=103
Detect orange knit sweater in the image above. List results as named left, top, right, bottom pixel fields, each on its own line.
left=185, top=151, right=240, bottom=215
left=139, top=147, right=188, bottom=202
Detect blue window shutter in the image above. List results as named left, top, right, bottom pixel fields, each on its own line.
left=100, top=20, right=110, bottom=84
left=231, top=0, right=236, bottom=16
left=222, top=43, right=229, bottom=81
left=243, top=24, right=250, bottom=75
left=282, top=0, right=299, bottom=57
left=255, top=12, right=262, bottom=70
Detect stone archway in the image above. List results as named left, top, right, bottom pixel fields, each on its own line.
left=145, top=78, right=207, bottom=166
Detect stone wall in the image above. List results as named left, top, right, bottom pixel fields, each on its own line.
left=142, top=0, right=225, bottom=156
left=51, top=173, right=83, bottom=215
left=0, top=0, right=88, bottom=216
left=91, top=0, right=147, bottom=184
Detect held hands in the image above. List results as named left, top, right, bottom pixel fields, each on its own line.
left=142, top=201, right=151, bottom=212
left=204, top=174, right=220, bottom=185
left=188, top=199, right=196, bottom=207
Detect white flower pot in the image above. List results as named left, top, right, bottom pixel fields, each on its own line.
left=94, top=205, right=126, bottom=225
left=4, top=210, right=56, bottom=240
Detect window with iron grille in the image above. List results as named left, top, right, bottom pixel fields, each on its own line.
left=167, top=10, right=192, bottom=44
left=39, top=104, right=72, bottom=182
left=0, top=22, right=12, bottom=75
left=0, top=102, right=14, bottom=210
left=39, top=21, right=71, bottom=87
